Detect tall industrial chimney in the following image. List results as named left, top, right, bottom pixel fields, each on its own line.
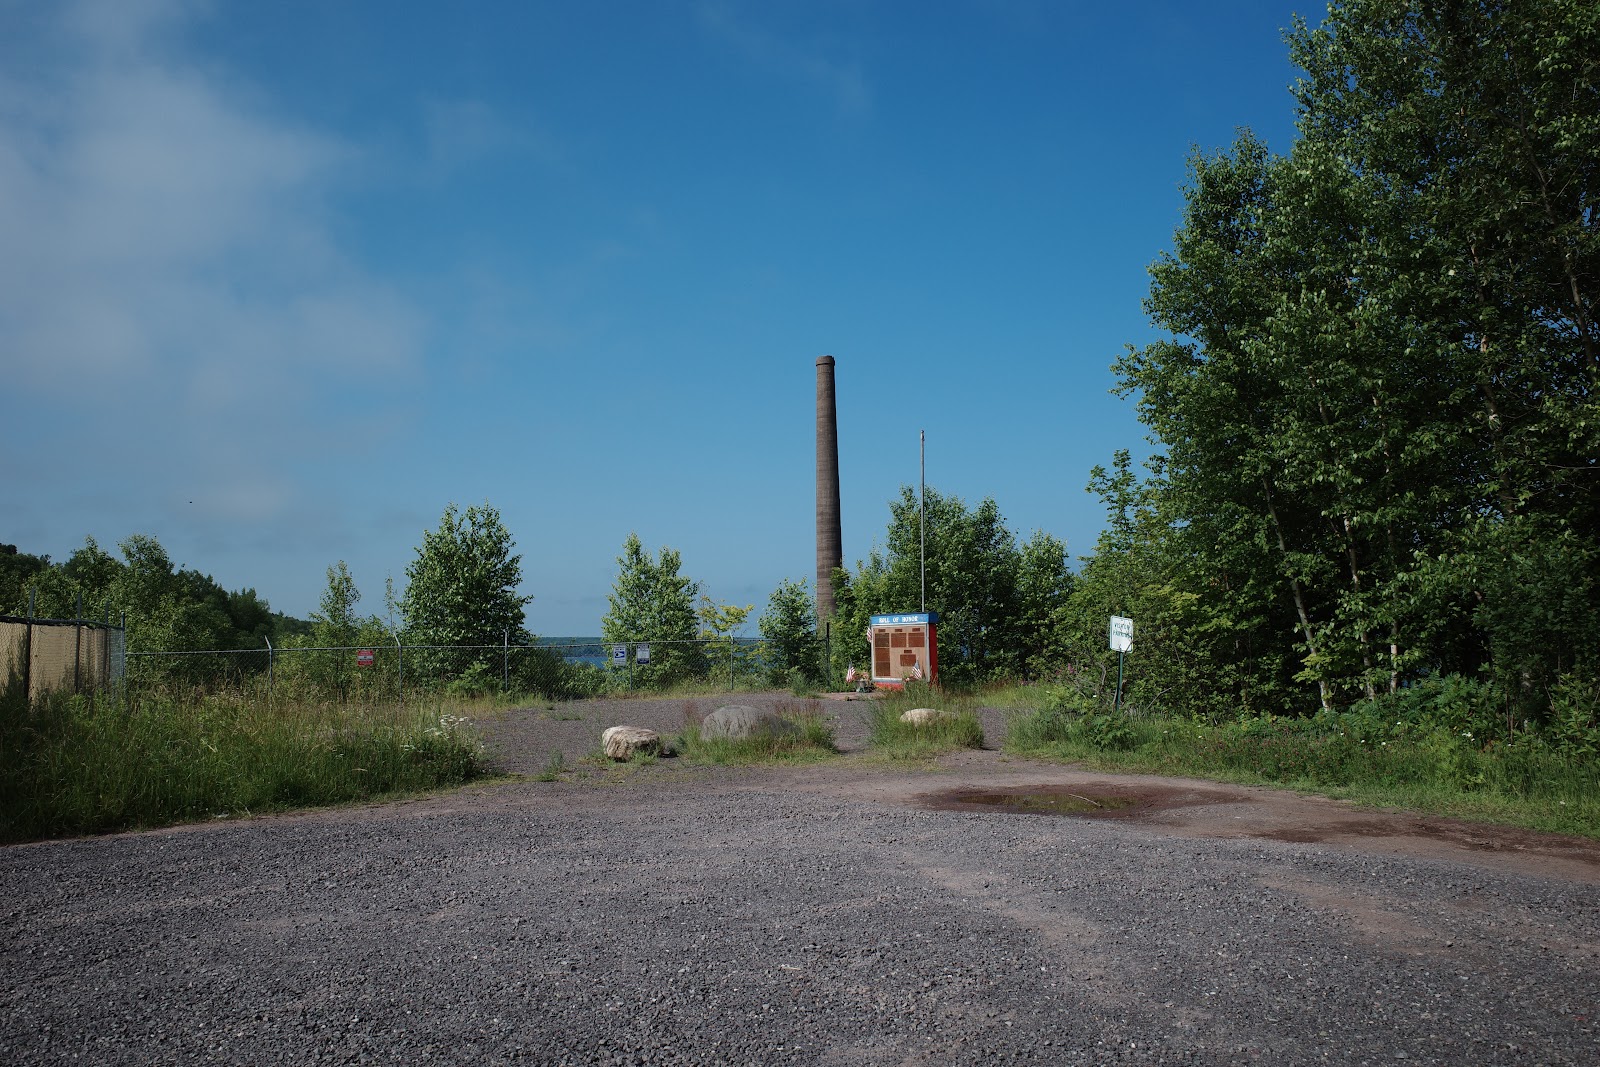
left=815, top=355, right=843, bottom=624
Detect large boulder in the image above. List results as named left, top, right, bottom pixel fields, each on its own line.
left=900, top=707, right=954, bottom=726
left=602, top=725, right=661, bottom=761
left=699, top=704, right=800, bottom=741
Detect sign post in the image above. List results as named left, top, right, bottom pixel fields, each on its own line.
left=1108, top=616, right=1134, bottom=713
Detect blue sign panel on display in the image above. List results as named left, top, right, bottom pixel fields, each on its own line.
left=870, top=612, right=939, bottom=625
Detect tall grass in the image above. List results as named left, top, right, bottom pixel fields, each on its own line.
left=964, top=681, right=1056, bottom=711
left=1005, top=704, right=1600, bottom=838
left=0, top=684, right=483, bottom=843
left=866, top=683, right=986, bottom=759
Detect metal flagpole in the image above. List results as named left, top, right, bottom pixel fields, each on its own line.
left=920, top=430, right=926, bottom=613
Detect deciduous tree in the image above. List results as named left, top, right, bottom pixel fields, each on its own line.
left=600, top=534, right=705, bottom=685
left=759, top=578, right=821, bottom=685
left=400, top=503, right=532, bottom=683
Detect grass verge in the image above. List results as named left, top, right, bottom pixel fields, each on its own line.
left=0, top=687, right=483, bottom=843
left=1004, top=708, right=1600, bottom=838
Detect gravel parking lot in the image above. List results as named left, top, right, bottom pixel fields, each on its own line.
left=3, top=693, right=1597, bottom=1065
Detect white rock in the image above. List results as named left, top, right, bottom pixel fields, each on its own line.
left=602, top=725, right=661, bottom=761
left=900, top=707, right=953, bottom=726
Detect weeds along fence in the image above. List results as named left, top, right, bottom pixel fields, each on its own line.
left=0, top=612, right=126, bottom=703
left=121, top=637, right=774, bottom=703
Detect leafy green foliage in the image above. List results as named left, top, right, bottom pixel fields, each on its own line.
left=600, top=533, right=706, bottom=685
left=697, top=596, right=754, bottom=686
left=281, top=561, right=393, bottom=702
left=832, top=486, right=1067, bottom=686
left=758, top=577, right=822, bottom=686
left=0, top=545, right=51, bottom=615
left=1015, top=531, right=1075, bottom=678
left=400, top=502, right=533, bottom=685
left=5, top=535, right=300, bottom=693
left=1102, top=1, right=1600, bottom=719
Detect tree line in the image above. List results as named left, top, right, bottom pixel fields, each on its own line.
left=2, top=537, right=293, bottom=652
left=1094, top=0, right=1598, bottom=722
left=789, top=1, right=1597, bottom=727
left=0, top=504, right=535, bottom=694
left=9, top=2, right=1592, bottom=722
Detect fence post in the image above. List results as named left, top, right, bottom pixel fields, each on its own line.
left=264, top=636, right=274, bottom=693
left=728, top=636, right=735, bottom=692
left=394, top=631, right=404, bottom=711
left=74, top=589, right=83, bottom=694
left=503, top=628, right=509, bottom=693
left=24, top=587, right=34, bottom=704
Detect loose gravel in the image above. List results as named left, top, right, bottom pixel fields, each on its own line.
left=2, top=694, right=1596, bottom=1065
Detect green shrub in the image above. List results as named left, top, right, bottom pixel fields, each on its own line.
left=786, top=666, right=817, bottom=697
left=1079, top=711, right=1137, bottom=751
left=1009, top=706, right=1140, bottom=752
left=1547, top=675, right=1600, bottom=759
left=446, top=661, right=501, bottom=697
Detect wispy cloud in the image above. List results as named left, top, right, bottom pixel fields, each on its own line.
left=0, top=0, right=423, bottom=528
left=418, top=97, right=556, bottom=182
left=695, top=1, right=871, bottom=116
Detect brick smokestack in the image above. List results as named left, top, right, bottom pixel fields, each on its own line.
left=815, top=355, right=843, bottom=625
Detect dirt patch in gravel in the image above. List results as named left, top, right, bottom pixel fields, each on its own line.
left=920, top=781, right=1253, bottom=819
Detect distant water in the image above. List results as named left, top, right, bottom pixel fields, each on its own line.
left=537, top=636, right=609, bottom=667
left=534, top=636, right=763, bottom=670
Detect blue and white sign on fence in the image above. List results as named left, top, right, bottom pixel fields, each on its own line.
left=611, top=644, right=627, bottom=665
left=635, top=643, right=650, bottom=665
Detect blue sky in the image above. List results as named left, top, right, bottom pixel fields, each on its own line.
left=2, top=0, right=1307, bottom=636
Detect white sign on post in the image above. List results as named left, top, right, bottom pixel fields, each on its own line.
left=611, top=644, right=627, bottom=665
left=1109, top=616, right=1134, bottom=653
left=635, top=643, right=650, bottom=665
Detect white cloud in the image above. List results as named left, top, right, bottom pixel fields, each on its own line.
left=0, top=0, right=424, bottom=532
left=418, top=97, right=554, bottom=181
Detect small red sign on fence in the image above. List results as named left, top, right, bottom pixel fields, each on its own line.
left=355, top=648, right=375, bottom=667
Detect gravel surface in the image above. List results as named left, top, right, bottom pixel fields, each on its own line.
left=2, top=694, right=1597, bottom=1065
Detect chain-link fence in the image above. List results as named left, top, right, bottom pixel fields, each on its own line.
left=120, top=637, right=781, bottom=703
left=1, top=613, right=126, bottom=702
